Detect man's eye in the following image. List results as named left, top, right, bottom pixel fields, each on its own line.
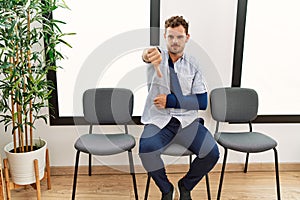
left=168, top=35, right=174, bottom=40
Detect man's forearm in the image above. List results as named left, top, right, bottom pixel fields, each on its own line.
left=166, top=92, right=207, bottom=110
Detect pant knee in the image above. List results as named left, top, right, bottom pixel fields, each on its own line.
left=209, top=144, right=220, bottom=164
left=139, top=144, right=164, bottom=172
left=139, top=140, right=157, bottom=154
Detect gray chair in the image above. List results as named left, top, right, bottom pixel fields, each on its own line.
left=72, top=88, right=138, bottom=200
left=144, top=118, right=211, bottom=200
left=210, top=87, right=280, bottom=200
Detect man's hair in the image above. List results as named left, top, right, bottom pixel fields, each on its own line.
left=165, top=16, right=189, bottom=34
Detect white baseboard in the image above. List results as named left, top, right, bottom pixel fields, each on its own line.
left=50, top=162, right=300, bottom=176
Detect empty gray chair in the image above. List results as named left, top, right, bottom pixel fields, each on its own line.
left=144, top=118, right=211, bottom=200
left=72, top=88, right=138, bottom=200
left=210, top=87, right=280, bottom=200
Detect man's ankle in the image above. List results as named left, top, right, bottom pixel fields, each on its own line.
left=178, top=178, right=192, bottom=200
left=161, top=184, right=174, bottom=200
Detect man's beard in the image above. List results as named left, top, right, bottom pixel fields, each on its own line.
left=168, top=44, right=184, bottom=55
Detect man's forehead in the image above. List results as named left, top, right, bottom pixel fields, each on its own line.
left=166, top=28, right=186, bottom=35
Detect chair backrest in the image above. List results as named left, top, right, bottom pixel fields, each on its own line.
left=83, top=88, right=133, bottom=124
left=210, top=87, right=258, bottom=123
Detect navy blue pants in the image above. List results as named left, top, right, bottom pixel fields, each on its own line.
left=139, top=118, right=219, bottom=194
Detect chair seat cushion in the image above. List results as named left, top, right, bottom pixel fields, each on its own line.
left=214, top=131, right=277, bottom=153
left=163, top=143, right=193, bottom=156
left=74, top=133, right=136, bottom=155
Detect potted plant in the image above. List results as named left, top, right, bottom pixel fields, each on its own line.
left=0, top=0, right=72, bottom=185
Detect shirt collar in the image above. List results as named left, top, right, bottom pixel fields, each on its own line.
left=168, top=52, right=185, bottom=64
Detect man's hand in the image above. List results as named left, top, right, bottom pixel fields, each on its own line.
left=142, top=47, right=163, bottom=78
left=154, top=94, right=167, bottom=109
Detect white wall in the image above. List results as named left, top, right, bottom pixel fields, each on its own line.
left=1, top=0, right=300, bottom=169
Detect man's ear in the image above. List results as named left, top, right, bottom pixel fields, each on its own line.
left=164, top=32, right=166, bottom=39
left=186, top=34, right=190, bottom=43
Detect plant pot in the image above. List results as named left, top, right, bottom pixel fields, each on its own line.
left=4, top=139, right=47, bottom=185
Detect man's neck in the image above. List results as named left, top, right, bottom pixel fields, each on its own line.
left=169, top=52, right=183, bottom=63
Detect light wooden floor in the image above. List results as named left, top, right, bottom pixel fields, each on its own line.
left=7, top=170, right=300, bottom=200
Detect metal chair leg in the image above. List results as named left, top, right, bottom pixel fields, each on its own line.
left=205, top=174, right=211, bottom=200
left=128, top=150, right=139, bottom=200
left=88, top=154, right=92, bottom=176
left=244, top=152, right=250, bottom=173
left=144, top=173, right=151, bottom=200
left=217, top=147, right=228, bottom=200
left=273, top=148, right=281, bottom=200
left=72, top=151, right=80, bottom=200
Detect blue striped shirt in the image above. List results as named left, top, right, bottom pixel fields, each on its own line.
left=141, top=49, right=207, bottom=129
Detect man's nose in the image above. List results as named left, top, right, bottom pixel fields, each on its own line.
left=173, top=37, right=179, bottom=42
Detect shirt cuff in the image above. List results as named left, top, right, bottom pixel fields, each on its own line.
left=166, top=94, right=177, bottom=108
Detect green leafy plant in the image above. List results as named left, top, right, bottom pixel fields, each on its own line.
left=0, top=0, right=73, bottom=153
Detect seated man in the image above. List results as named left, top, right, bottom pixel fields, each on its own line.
left=139, top=16, right=219, bottom=200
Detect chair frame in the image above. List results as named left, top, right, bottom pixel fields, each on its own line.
left=215, top=120, right=281, bottom=200
left=71, top=88, right=138, bottom=200
left=72, top=124, right=138, bottom=200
